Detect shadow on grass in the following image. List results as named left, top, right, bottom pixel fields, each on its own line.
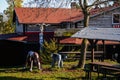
left=57, top=76, right=120, bottom=80
left=0, top=76, right=42, bottom=80
left=56, top=77, right=88, bottom=80
left=0, top=67, right=31, bottom=73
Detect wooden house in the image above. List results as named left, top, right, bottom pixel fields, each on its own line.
left=12, top=5, right=120, bottom=40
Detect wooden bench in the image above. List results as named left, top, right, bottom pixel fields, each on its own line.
left=84, top=62, right=120, bottom=79
left=101, top=66, right=120, bottom=77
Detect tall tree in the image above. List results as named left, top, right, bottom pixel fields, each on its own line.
left=3, top=0, right=23, bottom=34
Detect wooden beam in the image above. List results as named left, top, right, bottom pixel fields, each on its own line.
left=88, top=39, right=98, bottom=62
left=102, top=40, right=105, bottom=62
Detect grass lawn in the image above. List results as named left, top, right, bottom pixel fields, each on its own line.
left=0, top=59, right=119, bottom=80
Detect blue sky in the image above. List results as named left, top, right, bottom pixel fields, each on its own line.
left=0, top=0, right=69, bottom=13
left=0, top=0, right=8, bottom=13
left=0, top=0, right=28, bottom=13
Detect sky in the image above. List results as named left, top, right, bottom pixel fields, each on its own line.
left=0, top=0, right=8, bottom=13
left=0, top=0, right=113, bottom=13
left=0, top=0, right=71, bottom=13
left=0, top=0, right=28, bottom=13
left=23, top=0, right=71, bottom=8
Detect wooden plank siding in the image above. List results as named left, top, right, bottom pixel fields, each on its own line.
left=89, top=7, right=120, bottom=28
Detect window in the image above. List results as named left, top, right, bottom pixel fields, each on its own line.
left=27, top=24, right=40, bottom=31
left=112, top=13, right=120, bottom=24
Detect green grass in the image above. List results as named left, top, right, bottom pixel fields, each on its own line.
left=0, top=60, right=119, bottom=80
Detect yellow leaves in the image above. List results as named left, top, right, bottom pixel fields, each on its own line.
left=2, top=23, right=15, bottom=34
left=14, top=0, right=23, bottom=7
left=2, top=0, right=22, bottom=34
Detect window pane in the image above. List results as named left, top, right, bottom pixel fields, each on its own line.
left=113, top=14, right=119, bottom=23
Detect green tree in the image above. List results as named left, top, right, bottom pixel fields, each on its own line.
left=43, top=38, right=63, bottom=53
left=3, top=0, right=23, bottom=34
left=41, top=38, right=64, bottom=63
left=0, top=14, right=3, bottom=34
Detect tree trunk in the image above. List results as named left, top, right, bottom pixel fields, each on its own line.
left=77, top=11, right=89, bottom=68
left=77, top=38, right=88, bottom=68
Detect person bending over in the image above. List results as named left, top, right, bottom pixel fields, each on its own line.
left=24, top=51, right=42, bottom=71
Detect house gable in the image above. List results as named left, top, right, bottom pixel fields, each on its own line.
left=89, top=6, right=120, bottom=28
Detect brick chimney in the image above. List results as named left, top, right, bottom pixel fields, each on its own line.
left=71, top=2, right=77, bottom=9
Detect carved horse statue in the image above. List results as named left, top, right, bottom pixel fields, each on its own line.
left=24, top=51, right=42, bottom=71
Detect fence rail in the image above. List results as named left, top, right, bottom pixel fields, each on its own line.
left=59, top=51, right=104, bottom=60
